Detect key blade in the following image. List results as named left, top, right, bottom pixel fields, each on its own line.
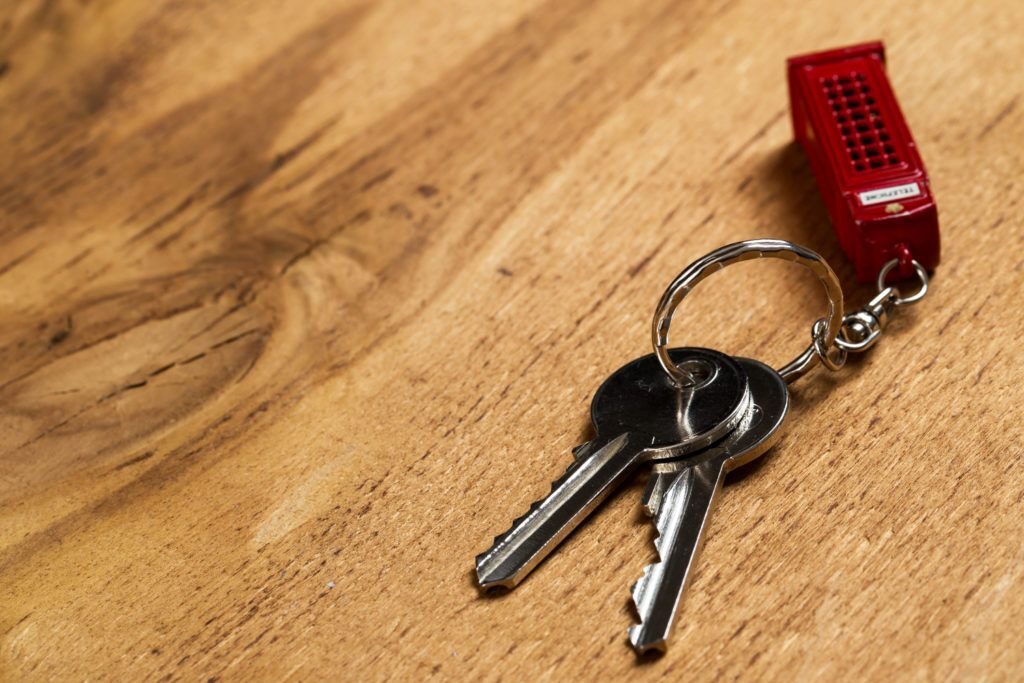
left=628, top=458, right=726, bottom=654
left=475, top=432, right=651, bottom=590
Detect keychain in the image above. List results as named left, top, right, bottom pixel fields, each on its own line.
left=788, top=41, right=939, bottom=282
left=475, top=41, right=937, bottom=655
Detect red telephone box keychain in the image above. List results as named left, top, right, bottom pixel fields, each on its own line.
left=788, top=41, right=939, bottom=282
left=786, top=40, right=938, bottom=364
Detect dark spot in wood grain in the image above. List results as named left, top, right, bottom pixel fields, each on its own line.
left=80, top=59, right=128, bottom=115
left=388, top=202, right=412, bottom=219
left=122, top=379, right=148, bottom=391
left=242, top=626, right=273, bottom=652
left=128, top=186, right=210, bottom=244
left=937, top=309, right=960, bottom=335
left=279, top=209, right=371, bottom=275
left=48, top=316, right=72, bottom=346
left=242, top=401, right=268, bottom=421
left=417, top=184, right=439, bottom=198
left=149, top=362, right=176, bottom=377
left=975, top=349, right=1002, bottom=383
left=737, top=514, right=764, bottom=539
left=181, top=352, right=207, bottom=365
left=497, top=266, right=513, bottom=277
left=113, top=450, right=156, bottom=471
left=0, top=61, right=8, bottom=78
left=152, top=216, right=202, bottom=251
left=971, top=292, right=993, bottom=319
left=14, top=397, right=102, bottom=446
left=338, top=149, right=383, bottom=180
left=61, top=247, right=93, bottom=270
left=492, top=43, right=535, bottom=77
left=209, top=113, right=338, bottom=209
left=218, top=179, right=256, bottom=206
left=628, top=237, right=668, bottom=278
left=0, top=245, right=39, bottom=277
left=978, top=95, right=1019, bottom=139
left=279, top=238, right=326, bottom=275
left=731, top=621, right=747, bottom=639
left=272, top=122, right=336, bottom=171
left=660, top=203, right=680, bottom=227
left=572, top=50, right=590, bottom=63
left=868, top=415, right=882, bottom=429
left=698, top=209, right=716, bottom=227
left=3, top=613, right=31, bottom=639
left=209, top=329, right=259, bottom=350
left=737, top=174, right=753, bottom=192
left=361, top=168, right=394, bottom=191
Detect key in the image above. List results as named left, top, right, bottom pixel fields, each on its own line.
left=628, top=357, right=789, bottom=654
left=475, top=348, right=751, bottom=590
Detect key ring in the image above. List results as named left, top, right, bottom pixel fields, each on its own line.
left=651, top=239, right=844, bottom=386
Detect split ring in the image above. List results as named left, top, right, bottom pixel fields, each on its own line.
left=651, top=239, right=844, bottom=386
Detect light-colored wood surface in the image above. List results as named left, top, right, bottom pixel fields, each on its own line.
left=2, top=0, right=1023, bottom=680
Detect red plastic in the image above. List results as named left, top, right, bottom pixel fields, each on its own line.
left=787, top=41, right=940, bottom=282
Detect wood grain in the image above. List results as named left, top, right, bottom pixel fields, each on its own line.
left=1, top=0, right=1023, bottom=679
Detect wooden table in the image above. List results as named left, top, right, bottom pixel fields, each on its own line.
left=2, top=0, right=1022, bottom=679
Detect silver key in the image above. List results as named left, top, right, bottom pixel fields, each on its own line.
left=628, top=357, right=789, bottom=654
left=475, top=348, right=750, bottom=590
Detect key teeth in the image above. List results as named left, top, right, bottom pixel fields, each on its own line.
left=629, top=561, right=669, bottom=655
left=629, top=525, right=664, bottom=624
left=630, top=467, right=703, bottom=653
left=630, top=563, right=655, bottom=608
left=482, top=476, right=561, bottom=550
left=629, top=479, right=672, bottom=650
left=475, top=453, right=585, bottom=589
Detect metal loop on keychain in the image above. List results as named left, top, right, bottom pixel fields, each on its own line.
left=877, top=258, right=929, bottom=305
left=831, top=256, right=930, bottom=354
left=652, top=239, right=844, bottom=386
